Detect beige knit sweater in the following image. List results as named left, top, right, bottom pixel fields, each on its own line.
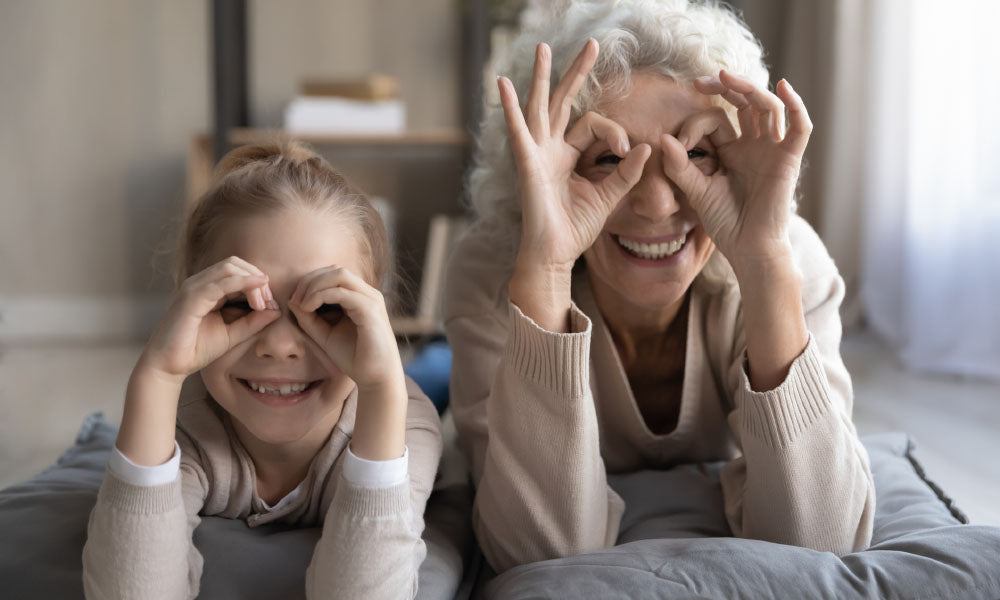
left=443, top=214, right=876, bottom=574
left=82, top=377, right=442, bottom=600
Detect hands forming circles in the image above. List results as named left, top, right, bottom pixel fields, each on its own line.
left=499, top=39, right=813, bottom=269
left=142, top=257, right=399, bottom=389
left=497, top=39, right=652, bottom=271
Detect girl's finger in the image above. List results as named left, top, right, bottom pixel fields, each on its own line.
left=676, top=107, right=739, bottom=150
left=549, top=38, right=599, bottom=135
left=718, top=70, right=784, bottom=140
left=564, top=111, right=631, bottom=157
left=593, top=143, right=651, bottom=206
left=525, top=43, right=551, bottom=136
left=776, top=78, right=812, bottom=154
left=292, top=265, right=377, bottom=311
left=225, top=308, right=280, bottom=347
left=187, top=257, right=273, bottom=311
left=183, top=272, right=270, bottom=317
left=497, top=76, right=537, bottom=170
left=660, top=134, right=711, bottom=202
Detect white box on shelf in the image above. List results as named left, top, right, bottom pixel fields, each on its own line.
left=283, top=97, right=406, bottom=135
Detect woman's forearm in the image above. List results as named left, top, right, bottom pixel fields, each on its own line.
left=116, top=359, right=184, bottom=466
left=732, top=248, right=809, bottom=392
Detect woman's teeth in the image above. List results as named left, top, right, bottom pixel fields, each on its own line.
left=246, top=381, right=310, bottom=396
left=617, top=234, right=686, bottom=259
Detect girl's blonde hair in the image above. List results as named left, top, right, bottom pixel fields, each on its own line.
left=179, top=140, right=390, bottom=290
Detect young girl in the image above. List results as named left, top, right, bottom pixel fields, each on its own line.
left=82, top=142, right=442, bottom=599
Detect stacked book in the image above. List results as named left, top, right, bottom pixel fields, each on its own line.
left=283, top=74, right=405, bottom=135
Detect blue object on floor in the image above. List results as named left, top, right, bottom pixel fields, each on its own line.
left=404, top=340, right=451, bottom=414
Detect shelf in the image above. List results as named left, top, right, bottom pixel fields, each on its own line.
left=229, top=127, right=470, bottom=146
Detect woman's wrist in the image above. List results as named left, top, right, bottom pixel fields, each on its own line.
left=509, top=257, right=575, bottom=333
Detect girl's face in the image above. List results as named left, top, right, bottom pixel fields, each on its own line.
left=198, top=207, right=367, bottom=449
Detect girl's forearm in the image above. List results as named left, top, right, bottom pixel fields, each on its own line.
left=351, top=371, right=408, bottom=461
left=115, top=358, right=184, bottom=466
left=732, top=249, right=809, bottom=392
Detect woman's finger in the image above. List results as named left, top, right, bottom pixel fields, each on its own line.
left=593, top=143, right=651, bottom=206
left=676, top=107, right=739, bottom=150
left=776, top=78, right=812, bottom=154
left=660, top=134, right=710, bottom=202
left=549, top=38, right=599, bottom=135
left=718, top=70, right=784, bottom=140
left=564, top=111, right=631, bottom=157
left=497, top=76, right=537, bottom=170
left=525, top=43, right=551, bottom=136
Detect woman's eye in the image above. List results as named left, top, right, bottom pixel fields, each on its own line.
left=316, top=303, right=345, bottom=326
left=595, top=154, right=623, bottom=166
left=219, top=299, right=252, bottom=324
left=687, top=148, right=708, bottom=160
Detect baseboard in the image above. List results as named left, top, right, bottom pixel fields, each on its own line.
left=0, top=294, right=169, bottom=343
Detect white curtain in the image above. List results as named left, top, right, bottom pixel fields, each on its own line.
left=861, top=0, right=1000, bottom=379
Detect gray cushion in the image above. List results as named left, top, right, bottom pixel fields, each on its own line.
left=0, top=412, right=475, bottom=600
left=482, top=434, right=1000, bottom=600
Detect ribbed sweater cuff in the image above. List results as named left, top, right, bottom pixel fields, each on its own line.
left=505, top=300, right=591, bottom=398
left=738, top=335, right=834, bottom=449
left=335, top=476, right=411, bottom=518
left=98, top=469, right=184, bottom=514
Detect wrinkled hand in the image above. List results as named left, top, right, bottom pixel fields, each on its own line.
left=660, top=71, right=812, bottom=263
left=498, top=39, right=652, bottom=272
left=289, top=266, right=402, bottom=390
left=141, top=256, right=280, bottom=381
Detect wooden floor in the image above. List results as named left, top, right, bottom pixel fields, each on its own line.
left=2, top=328, right=998, bottom=526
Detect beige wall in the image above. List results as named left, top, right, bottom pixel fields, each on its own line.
left=0, top=0, right=463, bottom=340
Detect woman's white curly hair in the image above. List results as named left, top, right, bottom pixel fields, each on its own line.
left=468, top=0, right=774, bottom=284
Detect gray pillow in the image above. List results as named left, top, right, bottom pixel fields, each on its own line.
left=482, top=434, right=1000, bottom=600
left=0, top=412, right=475, bottom=600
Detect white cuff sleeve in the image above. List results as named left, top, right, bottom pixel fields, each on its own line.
left=108, top=442, right=181, bottom=486
left=343, top=444, right=409, bottom=488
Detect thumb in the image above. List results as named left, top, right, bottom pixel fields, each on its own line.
left=595, top=143, right=651, bottom=207
left=660, top=134, right=710, bottom=203
left=225, top=309, right=280, bottom=347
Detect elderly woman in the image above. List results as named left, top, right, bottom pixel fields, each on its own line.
left=443, top=0, right=875, bottom=574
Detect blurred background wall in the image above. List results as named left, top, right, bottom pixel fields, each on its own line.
left=0, top=0, right=462, bottom=341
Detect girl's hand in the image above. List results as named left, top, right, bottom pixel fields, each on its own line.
left=499, top=39, right=652, bottom=273
left=289, top=266, right=403, bottom=392
left=659, top=71, right=812, bottom=268
left=140, top=256, right=280, bottom=381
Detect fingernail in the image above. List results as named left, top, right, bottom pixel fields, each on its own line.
left=677, top=135, right=689, bottom=148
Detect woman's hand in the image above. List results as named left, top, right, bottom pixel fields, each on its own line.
left=139, top=256, right=280, bottom=382
left=289, top=266, right=406, bottom=460
left=499, top=39, right=651, bottom=330
left=659, top=71, right=812, bottom=269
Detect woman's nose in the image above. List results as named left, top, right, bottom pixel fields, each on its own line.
left=625, top=160, right=684, bottom=221
left=254, top=312, right=305, bottom=360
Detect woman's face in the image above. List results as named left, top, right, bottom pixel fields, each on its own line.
left=578, top=72, right=719, bottom=315
left=198, top=207, right=365, bottom=449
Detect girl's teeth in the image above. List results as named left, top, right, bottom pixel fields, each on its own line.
left=248, top=381, right=308, bottom=396
left=617, top=234, right=687, bottom=259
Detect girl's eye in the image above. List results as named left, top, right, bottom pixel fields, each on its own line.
left=595, top=153, right=623, bottom=166
left=687, top=148, right=708, bottom=160
left=219, top=299, right=252, bottom=324
left=316, top=303, right=345, bottom=326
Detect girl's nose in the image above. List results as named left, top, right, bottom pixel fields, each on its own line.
left=254, top=312, right=306, bottom=360
left=625, top=159, right=684, bottom=221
